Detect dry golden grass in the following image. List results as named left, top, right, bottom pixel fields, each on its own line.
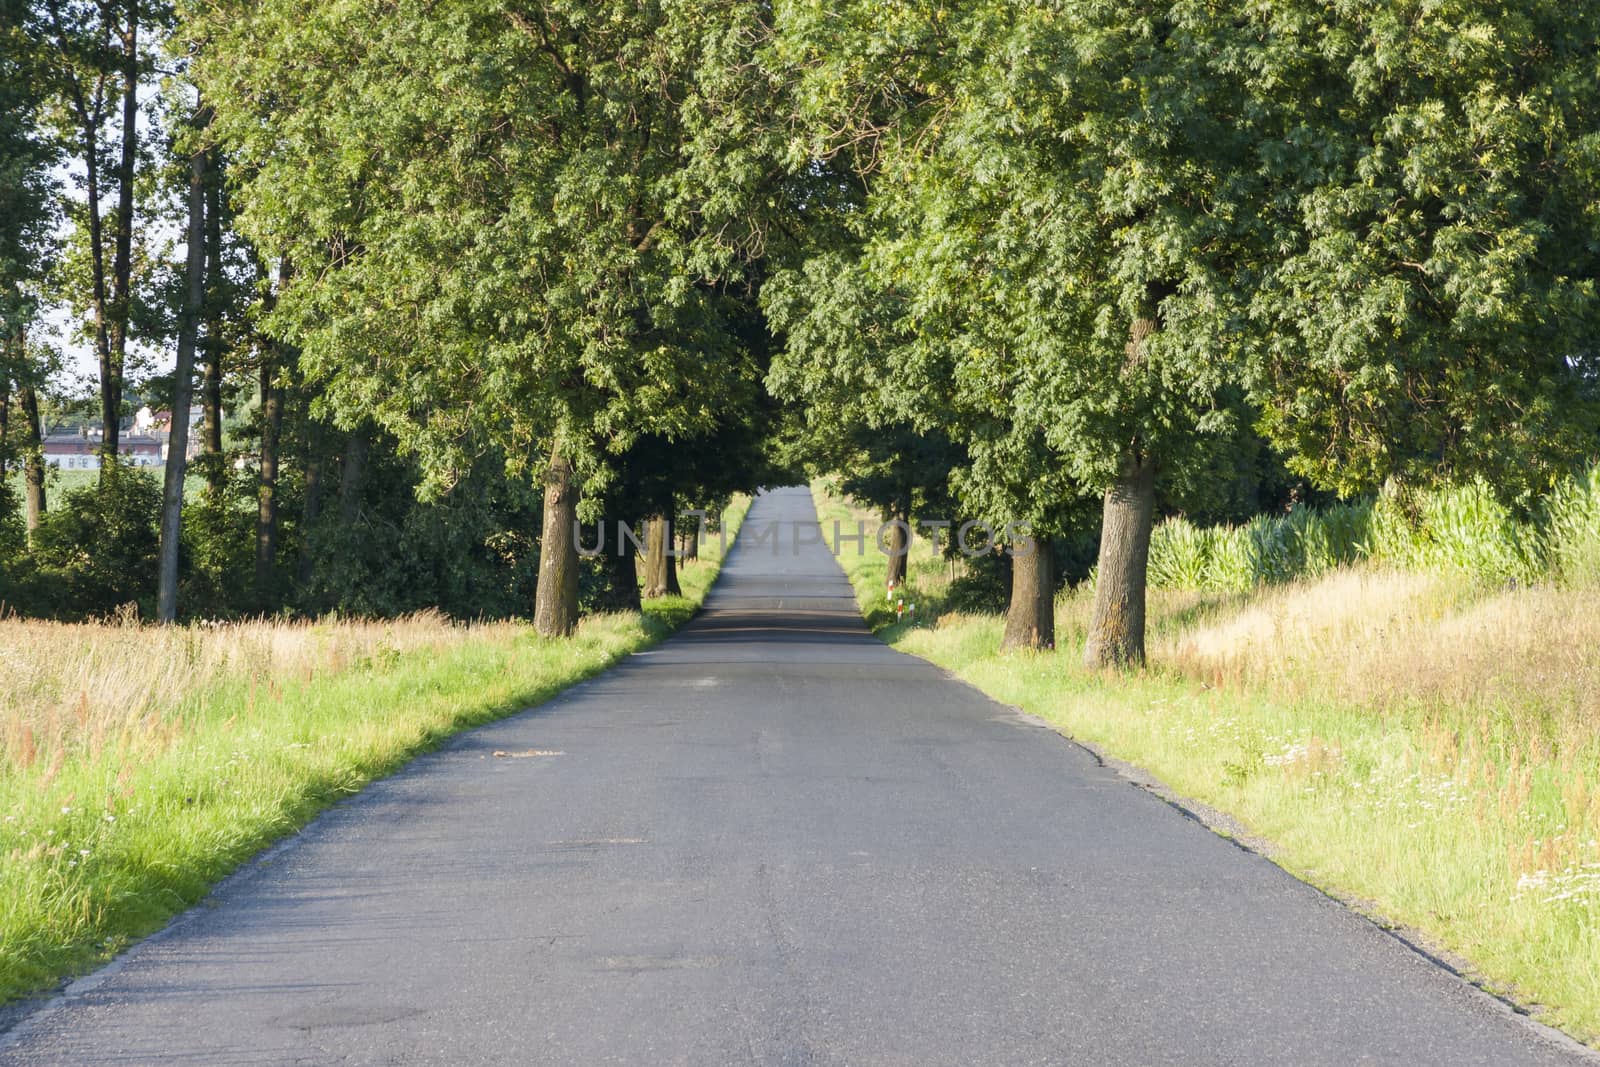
left=0, top=612, right=520, bottom=779
left=1147, top=573, right=1600, bottom=727
left=1131, top=574, right=1600, bottom=905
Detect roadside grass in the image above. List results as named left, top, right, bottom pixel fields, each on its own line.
left=0, top=496, right=748, bottom=1005
left=815, top=487, right=1600, bottom=1047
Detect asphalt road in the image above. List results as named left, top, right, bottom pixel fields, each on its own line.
left=2, top=486, right=1590, bottom=1065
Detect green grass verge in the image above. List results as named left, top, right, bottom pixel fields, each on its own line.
left=814, top=485, right=1600, bottom=1048
left=0, top=496, right=748, bottom=1006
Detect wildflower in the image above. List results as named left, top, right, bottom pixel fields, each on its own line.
left=60, top=806, right=71, bottom=814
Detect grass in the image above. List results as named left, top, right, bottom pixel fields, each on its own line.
left=0, top=495, right=748, bottom=1005
left=816, top=484, right=1600, bottom=1047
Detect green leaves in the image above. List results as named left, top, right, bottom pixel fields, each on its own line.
left=193, top=0, right=781, bottom=498
left=1249, top=0, right=1600, bottom=498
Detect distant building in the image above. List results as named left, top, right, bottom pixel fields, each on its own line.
left=133, top=405, right=203, bottom=459
left=42, top=433, right=165, bottom=471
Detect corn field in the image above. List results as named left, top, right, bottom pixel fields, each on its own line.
left=1145, top=464, right=1600, bottom=593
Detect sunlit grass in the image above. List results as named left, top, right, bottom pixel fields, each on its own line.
left=0, top=496, right=748, bottom=1004
left=815, top=486, right=1600, bottom=1047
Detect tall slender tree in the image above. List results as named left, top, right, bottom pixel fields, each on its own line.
left=36, top=0, right=145, bottom=464
left=2, top=0, right=59, bottom=537
left=156, top=102, right=209, bottom=623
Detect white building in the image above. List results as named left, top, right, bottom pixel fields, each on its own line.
left=42, top=434, right=166, bottom=470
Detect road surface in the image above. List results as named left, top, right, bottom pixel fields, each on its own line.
left=2, top=487, right=1588, bottom=1065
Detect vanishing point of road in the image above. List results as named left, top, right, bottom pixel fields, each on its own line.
left=2, top=488, right=1590, bottom=1065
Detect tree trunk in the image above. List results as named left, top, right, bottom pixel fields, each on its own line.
left=679, top=521, right=699, bottom=564
left=642, top=511, right=680, bottom=598
left=157, top=126, right=208, bottom=623
left=0, top=374, right=9, bottom=480
left=338, top=424, right=368, bottom=525
left=605, top=516, right=642, bottom=613
left=884, top=509, right=909, bottom=587
left=254, top=351, right=283, bottom=588
left=19, top=384, right=45, bottom=534
left=534, top=446, right=580, bottom=636
left=200, top=148, right=225, bottom=495
left=1083, top=449, right=1156, bottom=669
left=296, top=421, right=325, bottom=588
left=78, top=102, right=114, bottom=465
left=1002, top=536, right=1055, bottom=651
left=102, top=0, right=138, bottom=466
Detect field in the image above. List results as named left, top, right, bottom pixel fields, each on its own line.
left=816, top=487, right=1600, bottom=1046
left=0, top=496, right=747, bottom=1004
left=4, top=468, right=171, bottom=510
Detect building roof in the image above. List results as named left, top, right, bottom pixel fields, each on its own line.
left=42, top=434, right=164, bottom=455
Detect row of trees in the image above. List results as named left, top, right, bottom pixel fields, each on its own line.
left=769, top=0, right=1600, bottom=664
left=5, top=0, right=1599, bottom=669
left=1, top=0, right=780, bottom=622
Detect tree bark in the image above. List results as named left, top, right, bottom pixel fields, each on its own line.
left=1002, top=535, right=1055, bottom=651
left=604, top=516, right=641, bottom=613
left=679, top=521, right=699, bottom=564
left=254, top=348, right=283, bottom=588
left=0, top=374, right=10, bottom=479
left=157, top=124, right=207, bottom=623
left=199, top=148, right=225, bottom=495
left=642, top=511, right=680, bottom=598
left=1083, top=448, right=1156, bottom=669
left=296, top=420, right=326, bottom=588
left=19, top=384, right=45, bottom=534
left=534, top=446, right=580, bottom=636
left=79, top=87, right=114, bottom=464
left=338, top=424, right=368, bottom=525
left=884, top=509, right=909, bottom=588
left=102, top=0, right=138, bottom=465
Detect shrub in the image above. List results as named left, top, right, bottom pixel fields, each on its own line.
left=29, top=464, right=162, bottom=618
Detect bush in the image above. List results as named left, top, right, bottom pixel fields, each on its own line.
left=28, top=464, right=162, bottom=618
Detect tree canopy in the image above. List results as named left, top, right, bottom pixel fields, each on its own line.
left=1, top=0, right=1596, bottom=659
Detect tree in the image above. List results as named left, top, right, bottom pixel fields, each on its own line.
left=767, top=11, right=1098, bottom=652
left=2, top=0, right=60, bottom=538
left=193, top=0, right=786, bottom=635
left=156, top=102, right=208, bottom=623
left=33, top=0, right=150, bottom=464
left=1247, top=0, right=1600, bottom=499
left=775, top=1, right=1301, bottom=663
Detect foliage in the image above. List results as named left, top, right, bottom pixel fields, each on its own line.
left=1247, top=0, right=1600, bottom=497
left=1545, top=467, right=1600, bottom=588
left=191, top=0, right=783, bottom=499
left=28, top=465, right=162, bottom=616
